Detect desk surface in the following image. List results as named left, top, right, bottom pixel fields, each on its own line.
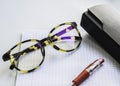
left=0, top=0, right=120, bottom=86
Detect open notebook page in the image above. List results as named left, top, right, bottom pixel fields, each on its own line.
left=15, top=29, right=120, bottom=86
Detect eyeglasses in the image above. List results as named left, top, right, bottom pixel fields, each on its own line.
left=2, top=22, right=82, bottom=73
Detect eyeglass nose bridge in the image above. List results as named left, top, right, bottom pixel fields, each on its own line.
left=40, top=37, right=53, bottom=47
left=44, top=38, right=51, bottom=46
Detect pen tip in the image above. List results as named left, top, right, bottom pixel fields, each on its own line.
left=99, top=58, right=105, bottom=64
left=72, top=83, right=77, bottom=86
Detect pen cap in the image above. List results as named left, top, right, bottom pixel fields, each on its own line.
left=80, top=4, right=120, bottom=64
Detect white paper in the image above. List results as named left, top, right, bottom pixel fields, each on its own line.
left=15, top=30, right=120, bottom=86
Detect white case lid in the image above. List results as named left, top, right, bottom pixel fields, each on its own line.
left=89, top=4, right=120, bottom=46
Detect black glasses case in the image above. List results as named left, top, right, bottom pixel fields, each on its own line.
left=80, top=5, right=120, bottom=64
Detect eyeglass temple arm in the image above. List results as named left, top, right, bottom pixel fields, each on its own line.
left=9, top=35, right=80, bottom=61
left=13, top=36, right=81, bottom=58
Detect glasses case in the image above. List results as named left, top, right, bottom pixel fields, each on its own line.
left=80, top=5, right=120, bottom=64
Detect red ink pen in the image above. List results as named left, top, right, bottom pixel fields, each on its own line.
left=72, top=58, right=104, bottom=86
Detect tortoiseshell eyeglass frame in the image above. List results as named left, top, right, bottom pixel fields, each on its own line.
left=2, top=22, right=82, bottom=73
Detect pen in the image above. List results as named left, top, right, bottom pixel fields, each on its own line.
left=72, top=58, right=104, bottom=86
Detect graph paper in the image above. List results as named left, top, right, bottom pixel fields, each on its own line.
left=15, top=30, right=120, bottom=86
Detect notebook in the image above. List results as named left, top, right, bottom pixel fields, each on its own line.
left=15, top=29, right=120, bottom=86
